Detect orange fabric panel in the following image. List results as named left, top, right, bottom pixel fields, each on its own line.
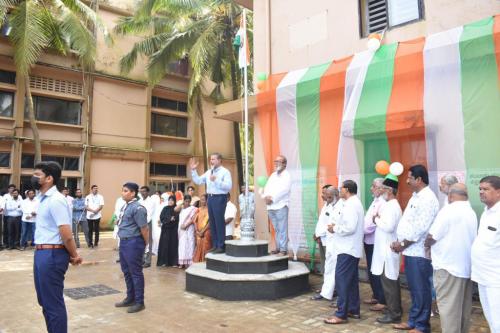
left=386, top=38, right=428, bottom=209
left=494, top=15, right=500, bottom=86
left=256, top=73, right=286, bottom=175
left=318, top=56, right=353, bottom=190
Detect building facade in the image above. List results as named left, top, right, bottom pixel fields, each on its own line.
left=0, top=0, right=239, bottom=223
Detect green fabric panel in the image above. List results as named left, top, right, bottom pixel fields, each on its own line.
left=353, top=43, right=398, bottom=207
left=295, top=62, right=330, bottom=258
left=460, top=17, right=500, bottom=214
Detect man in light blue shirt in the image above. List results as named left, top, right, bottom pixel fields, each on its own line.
left=32, top=161, right=82, bottom=333
left=190, top=153, right=232, bottom=253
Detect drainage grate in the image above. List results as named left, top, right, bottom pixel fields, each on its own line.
left=64, top=284, right=120, bottom=300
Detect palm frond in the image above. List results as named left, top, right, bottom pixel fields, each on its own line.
left=10, top=1, right=51, bottom=75
left=119, top=32, right=172, bottom=74
left=39, top=4, right=67, bottom=55
left=0, top=0, right=20, bottom=26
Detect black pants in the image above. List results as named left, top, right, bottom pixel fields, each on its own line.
left=380, top=270, right=402, bottom=319
left=88, top=218, right=100, bottom=246
left=364, top=243, right=386, bottom=304
left=207, top=194, right=227, bottom=249
left=6, top=216, right=21, bottom=249
left=1, top=215, right=7, bottom=247
left=335, top=254, right=361, bottom=319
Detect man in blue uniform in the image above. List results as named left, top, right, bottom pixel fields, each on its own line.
left=115, top=182, right=149, bottom=313
left=32, top=161, right=82, bottom=333
left=190, top=153, right=232, bottom=253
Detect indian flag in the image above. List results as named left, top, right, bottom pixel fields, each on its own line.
left=256, top=15, right=500, bottom=258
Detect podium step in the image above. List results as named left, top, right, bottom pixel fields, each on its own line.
left=225, top=240, right=269, bottom=257
left=185, top=261, right=310, bottom=300
left=206, top=252, right=288, bottom=274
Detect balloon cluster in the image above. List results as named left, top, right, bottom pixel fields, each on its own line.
left=256, top=72, right=268, bottom=91
left=375, top=160, right=404, bottom=176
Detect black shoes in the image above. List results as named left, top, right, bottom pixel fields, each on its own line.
left=310, top=294, right=325, bottom=301
left=143, top=262, right=151, bottom=268
left=127, top=303, right=145, bottom=313
left=207, top=247, right=217, bottom=253
left=213, top=248, right=225, bottom=254
left=115, top=298, right=135, bottom=308
left=376, top=314, right=401, bottom=324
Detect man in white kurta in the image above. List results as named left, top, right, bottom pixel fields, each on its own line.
left=371, top=176, right=402, bottom=324
left=314, top=185, right=333, bottom=275
left=425, top=183, right=477, bottom=333
left=471, top=176, right=500, bottom=333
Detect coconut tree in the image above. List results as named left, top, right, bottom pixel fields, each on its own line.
left=115, top=0, right=251, bottom=180
left=0, top=0, right=110, bottom=163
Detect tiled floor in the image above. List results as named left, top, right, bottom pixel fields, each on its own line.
left=0, top=232, right=490, bottom=333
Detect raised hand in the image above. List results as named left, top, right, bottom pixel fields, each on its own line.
left=189, top=157, right=199, bottom=170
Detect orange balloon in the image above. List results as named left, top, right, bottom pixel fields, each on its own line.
left=256, top=80, right=266, bottom=91
left=375, top=160, right=390, bottom=175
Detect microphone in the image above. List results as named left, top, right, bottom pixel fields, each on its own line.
left=211, top=168, right=214, bottom=175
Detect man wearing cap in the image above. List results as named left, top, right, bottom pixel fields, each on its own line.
left=190, top=153, right=232, bottom=254
left=371, top=173, right=403, bottom=324
left=391, top=165, right=439, bottom=333
left=115, top=182, right=149, bottom=313
left=363, top=178, right=386, bottom=310
left=425, top=183, right=477, bottom=333
left=32, top=161, right=82, bottom=333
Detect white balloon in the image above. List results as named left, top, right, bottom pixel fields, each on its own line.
left=367, top=38, right=381, bottom=51
left=389, top=162, right=404, bottom=176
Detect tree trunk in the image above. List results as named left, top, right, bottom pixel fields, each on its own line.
left=196, top=92, right=208, bottom=171
left=229, top=56, right=244, bottom=188
left=25, top=76, right=41, bottom=163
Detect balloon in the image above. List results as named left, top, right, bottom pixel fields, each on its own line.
left=256, top=176, right=268, bottom=187
left=256, top=72, right=268, bottom=81
left=256, top=80, right=266, bottom=90
left=367, top=37, right=381, bottom=51
left=375, top=160, right=390, bottom=175
left=389, top=162, right=404, bottom=176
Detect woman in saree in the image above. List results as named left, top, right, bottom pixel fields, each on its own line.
left=177, top=195, right=197, bottom=268
left=157, top=195, right=179, bottom=267
left=193, top=194, right=212, bottom=262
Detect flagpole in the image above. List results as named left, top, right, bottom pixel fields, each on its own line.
left=243, top=8, right=250, bottom=228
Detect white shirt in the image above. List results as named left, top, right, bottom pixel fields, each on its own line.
left=325, top=199, right=344, bottom=253
left=364, top=196, right=386, bottom=245
left=0, top=195, right=5, bottom=212
left=139, top=196, right=156, bottom=223
left=397, top=186, right=439, bottom=258
left=64, top=195, right=74, bottom=211
left=471, top=201, right=500, bottom=287
left=371, top=198, right=402, bottom=280
left=315, top=201, right=334, bottom=244
left=114, top=197, right=126, bottom=217
left=263, top=169, right=291, bottom=210
left=332, top=195, right=365, bottom=258
left=21, top=197, right=39, bottom=223
left=85, top=193, right=104, bottom=219
left=225, top=201, right=237, bottom=237
left=429, top=200, right=477, bottom=278
left=5, top=197, right=23, bottom=217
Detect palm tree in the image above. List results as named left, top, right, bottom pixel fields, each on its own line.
left=115, top=0, right=251, bottom=180
left=0, top=0, right=110, bottom=163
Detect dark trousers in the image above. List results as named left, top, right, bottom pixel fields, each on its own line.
left=119, top=236, right=146, bottom=304
left=20, top=221, right=36, bottom=247
left=380, top=270, right=402, bottom=319
left=207, top=194, right=227, bottom=249
left=87, top=218, right=100, bottom=246
left=335, top=254, right=360, bottom=319
left=6, top=216, right=21, bottom=248
left=319, top=243, right=326, bottom=274
left=364, top=243, right=386, bottom=304
left=34, top=248, right=69, bottom=333
left=143, top=222, right=154, bottom=265
left=404, top=255, right=433, bottom=333
left=0, top=214, right=4, bottom=247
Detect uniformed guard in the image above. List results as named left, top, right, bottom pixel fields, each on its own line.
left=115, top=182, right=149, bottom=313
left=32, top=161, right=82, bottom=333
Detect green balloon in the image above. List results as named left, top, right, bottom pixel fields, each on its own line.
left=256, top=175, right=268, bottom=187
left=256, top=72, right=268, bottom=81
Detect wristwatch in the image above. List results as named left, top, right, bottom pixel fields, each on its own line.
left=400, top=241, right=406, bottom=248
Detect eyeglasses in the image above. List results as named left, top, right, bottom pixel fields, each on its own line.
left=274, top=160, right=284, bottom=164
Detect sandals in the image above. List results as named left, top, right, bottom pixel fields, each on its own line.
left=393, top=323, right=414, bottom=330
left=324, top=316, right=347, bottom=325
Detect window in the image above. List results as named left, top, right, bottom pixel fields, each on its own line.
left=0, top=152, right=10, bottom=167
left=150, top=163, right=187, bottom=177
left=151, top=96, right=188, bottom=112
left=167, top=58, right=189, bottom=76
left=0, top=91, right=14, bottom=117
left=26, top=96, right=82, bottom=125
left=151, top=113, right=188, bottom=137
left=21, top=154, right=79, bottom=170
left=359, top=0, right=424, bottom=36
left=0, top=174, right=11, bottom=195
left=149, top=181, right=186, bottom=194
left=0, top=70, right=16, bottom=84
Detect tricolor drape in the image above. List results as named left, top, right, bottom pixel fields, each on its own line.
left=257, top=16, right=500, bottom=258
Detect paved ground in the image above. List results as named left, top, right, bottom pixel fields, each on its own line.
left=0, top=232, right=490, bottom=333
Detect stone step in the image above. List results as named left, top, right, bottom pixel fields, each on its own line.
left=205, top=252, right=288, bottom=274
left=225, top=239, right=269, bottom=257
left=185, top=261, right=310, bottom=300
